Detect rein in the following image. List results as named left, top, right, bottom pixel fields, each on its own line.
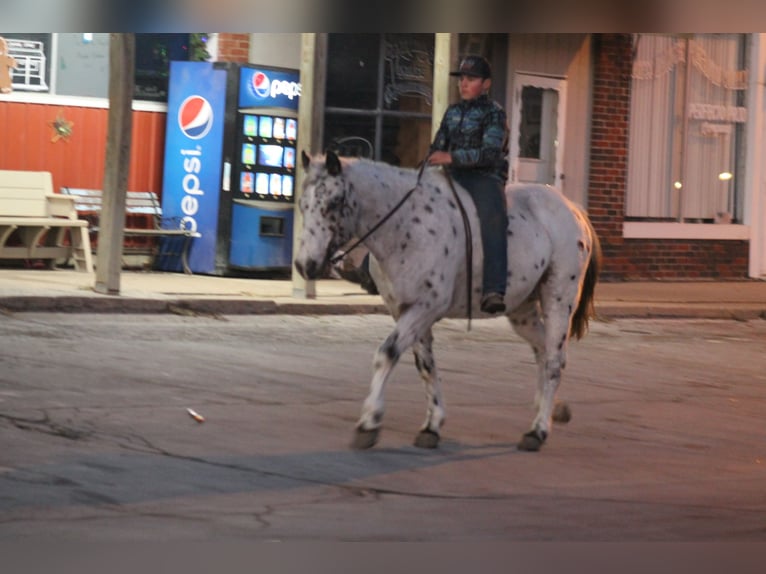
left=329, top=155, right=475, bottom=330
left=442, top=169, right=474, bottom=330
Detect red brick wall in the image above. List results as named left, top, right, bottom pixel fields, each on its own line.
left=588, top=34, right=749, bottom=280
left=217, top=33, right=250, bottom=63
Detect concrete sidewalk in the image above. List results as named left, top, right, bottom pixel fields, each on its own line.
left=0, top=267, right=765, bottom=319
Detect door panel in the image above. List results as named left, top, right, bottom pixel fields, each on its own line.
left=510, top=73, right=567, bottom=190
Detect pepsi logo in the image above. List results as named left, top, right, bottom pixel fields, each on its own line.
left=252, top=72, right=271, bottom=98
left=178, top=95, right=213, bottom=140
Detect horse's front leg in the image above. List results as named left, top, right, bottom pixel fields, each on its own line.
left=351, top=330, right=400, bottom=449
left=412, top=328, right=445, bottom=449
left=352, top=308, right=436, bottom=449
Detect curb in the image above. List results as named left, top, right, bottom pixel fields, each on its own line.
left=1, top=296, right=765, bottom=320
left=0, top=296, right=391, bottom=316
left=594, top=304, right=766, bottom=322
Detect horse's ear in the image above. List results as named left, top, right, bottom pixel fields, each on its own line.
left=301, top=150, right=311, bottom=170
left=326, top=150, right=342, bottom=176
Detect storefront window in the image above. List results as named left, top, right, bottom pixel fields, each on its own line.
left=627, top=34, right=747, bottom=223
left=324, top=33, right=434, bottom=167
left=2, top=33, right=50, bottom=92
left=1, top=33, right=205, bottom=101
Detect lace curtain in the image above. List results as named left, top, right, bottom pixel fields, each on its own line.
left=627, top=34, right=746, bottom=221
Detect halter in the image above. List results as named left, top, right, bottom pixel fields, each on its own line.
left=329, top=154, right=475, bottom=329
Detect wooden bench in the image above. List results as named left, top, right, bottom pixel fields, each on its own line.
left=60, top=188, right=200, bottom=274
left=0, top=170, right=93, bottom=272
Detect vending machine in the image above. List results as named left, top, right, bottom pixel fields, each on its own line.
left=159, top=60, right=301, bottom=275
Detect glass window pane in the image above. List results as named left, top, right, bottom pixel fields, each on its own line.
left=383, top=34, right=434, bottom=112
left=382, top=116, right=431, bottom=167
left=519, top=86, right=543, bottom=159
left=326, top=35, right=380, bottom=109
left=626, top=34, right=746, bottom=222
left=324, top=114, right=377, bottom=158
left=1, top=33, right=51, bottom=93
left=134, top=33, right=191, bottom=101
left=681, top=34, right=745, bottom=222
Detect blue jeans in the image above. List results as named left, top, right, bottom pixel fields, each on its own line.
left=452, top=171, right=508, bottom=295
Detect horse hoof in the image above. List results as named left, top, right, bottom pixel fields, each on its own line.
left=414, top=429, right=440, bottom=449
left=517, top=429, right=547, bottom=452
left=351, top=427, right=379, bottom=450
left=553, top=401, right=572, bottom=424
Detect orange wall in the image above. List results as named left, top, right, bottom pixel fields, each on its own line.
left=0, top=101, right=167, bottom=195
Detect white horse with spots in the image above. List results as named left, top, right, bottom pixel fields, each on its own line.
left=295, top=151, right=601, bottom=452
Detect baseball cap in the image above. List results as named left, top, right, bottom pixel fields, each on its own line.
left=450, top=55, right=492, bottom=79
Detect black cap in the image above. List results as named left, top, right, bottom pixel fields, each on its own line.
left=450, top=55, right=492, bottom=79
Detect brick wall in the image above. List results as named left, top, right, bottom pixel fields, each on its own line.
left=217, top=33, right=250, bottom=63
left=588, top=34, right=749, bottom=280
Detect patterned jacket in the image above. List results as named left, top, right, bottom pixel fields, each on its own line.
left=431, top=94, right=509, bottom=183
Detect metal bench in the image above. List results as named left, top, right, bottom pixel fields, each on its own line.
left=0, top=170, right=93, bottom=272
left=60, top=188, right=200, bottom=274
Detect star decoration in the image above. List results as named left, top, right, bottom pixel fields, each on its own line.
left=49, top=112, right=74, bottom=142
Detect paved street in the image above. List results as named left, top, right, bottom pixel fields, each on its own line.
left=1, top=313, right=765, bottom=541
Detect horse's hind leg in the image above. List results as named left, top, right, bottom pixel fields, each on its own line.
left=412, top=328, right=445, bottom=449
left=509, top=295, right=572, bottom=452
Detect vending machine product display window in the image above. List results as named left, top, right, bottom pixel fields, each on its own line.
left=235, top=113, right=297, bottom=202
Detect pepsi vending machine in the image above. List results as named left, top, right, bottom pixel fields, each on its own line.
left=159, top=61, right=301, bottom=275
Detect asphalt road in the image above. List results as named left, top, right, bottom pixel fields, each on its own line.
left=1, top=313, right=765, bottom=541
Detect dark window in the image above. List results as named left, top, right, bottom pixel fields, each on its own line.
left=134, top=33, right=192, bottom=102
left=324, top=34, right=434, bottom=167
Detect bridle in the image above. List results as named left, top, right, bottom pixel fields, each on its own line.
left=327, top=154, right=475, bottom=329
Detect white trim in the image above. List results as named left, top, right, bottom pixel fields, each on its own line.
left=49, top=33, right=59, bottom=94
left=745, top=34, right=766, bottom=278
left=623, top=221, right=750, bottom=240
left=0, top=92, right=167, bottom=113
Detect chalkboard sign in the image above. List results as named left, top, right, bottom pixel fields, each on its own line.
left=56, top=33, right=110, bottom=98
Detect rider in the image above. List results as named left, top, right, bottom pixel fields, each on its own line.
left=428, top=55, right=509, bottom=314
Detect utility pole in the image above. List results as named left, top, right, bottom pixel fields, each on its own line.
left=94, top=33, right=135, bottom=295
left=292, top=33, right=327, bottom=299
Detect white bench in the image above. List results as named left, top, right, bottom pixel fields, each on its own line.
left=0, top=171, right=93, bottom=272
left=60, top=188, right=200, bottom=274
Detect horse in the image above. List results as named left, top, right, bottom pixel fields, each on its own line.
left=294, top=150, right=602, bottom=452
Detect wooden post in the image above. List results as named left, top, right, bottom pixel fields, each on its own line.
left=432, top=34, right=458, bottom=139
left=94, top=33, right=134, bottom=295
left=291, top=33, right=327, bottom=299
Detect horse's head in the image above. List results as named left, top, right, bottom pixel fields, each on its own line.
left=294, top=150, right=354, bottom=280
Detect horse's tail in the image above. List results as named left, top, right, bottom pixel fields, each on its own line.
left=570, top=211, right=602, bottom=340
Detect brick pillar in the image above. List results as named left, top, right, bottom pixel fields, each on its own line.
left=217, top=33, right=250, bottom=63
left=587, top=34, right=632, bottom=279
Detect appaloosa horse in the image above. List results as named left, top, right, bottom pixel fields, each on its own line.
left=294, top=151, right=601, bottom=452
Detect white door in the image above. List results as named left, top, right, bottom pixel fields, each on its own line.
left=509, top=73, right=567, bottom=190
